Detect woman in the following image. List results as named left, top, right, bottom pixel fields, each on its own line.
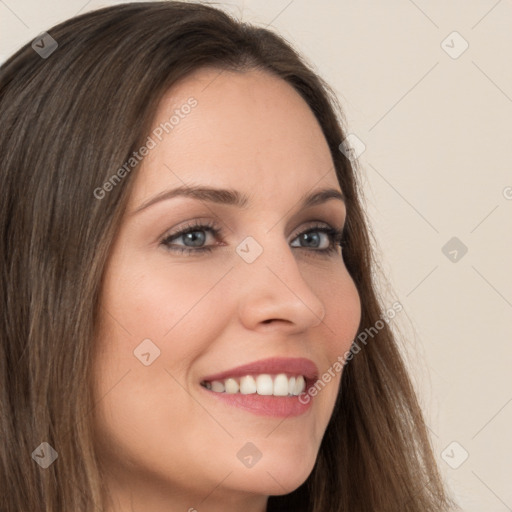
left=0, top=2, right=457, bottom=511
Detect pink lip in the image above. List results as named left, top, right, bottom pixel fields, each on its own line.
left=199, top=357, right=319, bottom=418
left=200, top=357, right=319, bottom=382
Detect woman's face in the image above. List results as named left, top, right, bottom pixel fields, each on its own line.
left=93, top=68, right=361, bottom=512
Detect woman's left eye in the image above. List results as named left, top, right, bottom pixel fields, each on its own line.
left=160, top=221, right=345, bottom=256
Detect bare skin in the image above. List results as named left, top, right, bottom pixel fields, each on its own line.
left=92, top=67, right=361, bottom=512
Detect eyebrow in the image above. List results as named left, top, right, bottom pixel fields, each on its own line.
left=131, top=184, right=345, bottom=215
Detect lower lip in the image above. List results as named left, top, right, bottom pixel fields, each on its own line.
left=199, top=386, right=314, bottom=417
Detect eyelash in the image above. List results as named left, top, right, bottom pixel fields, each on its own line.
left=160, top=220, right=346, bottom=257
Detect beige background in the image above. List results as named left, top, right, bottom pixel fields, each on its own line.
left=1, top=1, right=511, bottom=510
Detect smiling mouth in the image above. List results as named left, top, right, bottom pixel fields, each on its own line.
left=200, top=373, right=307, bottom=396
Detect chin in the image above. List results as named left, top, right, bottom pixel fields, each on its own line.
left=227, top=449, right=317, bottom=497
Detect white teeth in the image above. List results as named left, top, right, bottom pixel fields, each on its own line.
left=293, top=375, right=305, bottom=395
left=224, top=378, right=239, bottom=394
left=288, top=376, right=296, bottom=395
left=256, top=374, right=273, bottom=395
left=211, top=380, right=225, bottom=392
left=240, top=375, right=257, bottom=394
left=273, top=373, right=290, bottom=396
left=203, top=374, right=307, bottom=396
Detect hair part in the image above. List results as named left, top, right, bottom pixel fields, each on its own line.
left=0, top=2, right=456, bottom=511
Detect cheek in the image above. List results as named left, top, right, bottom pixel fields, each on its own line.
left=92, top=257, right=232, bottom=482
left=320, top=266, right=362, bottom=355
left=299, top=267, right=360, bottom=426
left=101, top=251, right=232, bottom=341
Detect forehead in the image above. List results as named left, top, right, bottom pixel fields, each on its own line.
left=129, top=67, right=340, bottom=206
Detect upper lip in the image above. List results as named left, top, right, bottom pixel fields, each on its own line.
left=200, top=357, right=319, bottom=383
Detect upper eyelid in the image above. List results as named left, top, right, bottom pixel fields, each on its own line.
left=151, top=198, right=346, bottom=239
left=165, top=219, right=341, bottom=237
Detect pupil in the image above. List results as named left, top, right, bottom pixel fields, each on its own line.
left=303, top=233, right=319, bottom=247
left=185, top=231, right=205, bottom=247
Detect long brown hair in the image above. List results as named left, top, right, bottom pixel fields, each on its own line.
left=0, top=2, right=456, bottom=510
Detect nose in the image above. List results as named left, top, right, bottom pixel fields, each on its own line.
left=235, top=234, right=327, bottom=333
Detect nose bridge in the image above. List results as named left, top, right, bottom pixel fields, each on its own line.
left=235, top=229, right=326, bottom=329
